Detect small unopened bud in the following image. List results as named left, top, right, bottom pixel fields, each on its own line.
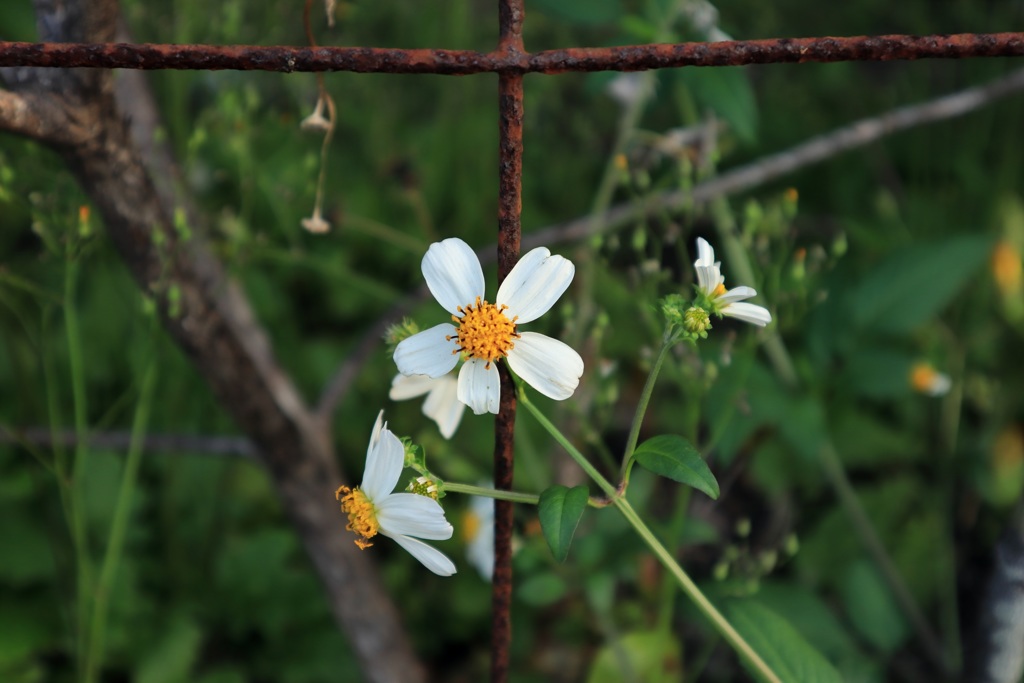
left=385, top=318, right=421, bottom=350
left=301, top=97, right=333, bottom=133
left=407, top=476, right=439, bottom=500
left=301, top=212, right=330, bottom=234
left=684, top=306, right=712, bottom=336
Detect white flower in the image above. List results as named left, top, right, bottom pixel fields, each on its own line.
left=335, top=411, right=456, bottom=576
left=909, top=362, right=951, bottom=397
left=389, top=373, right=465, bottom=439
left=394, top=238, right=584, bottom=415
left=463, top=493, right=495, bottom=581
left=606, top=72, right=654, bottom=108
left=693, top=237, right=772, bottom=327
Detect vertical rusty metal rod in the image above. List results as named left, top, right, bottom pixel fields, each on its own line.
left=493, top=1, right=525, bottom=682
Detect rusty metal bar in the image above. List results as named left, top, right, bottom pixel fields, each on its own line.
left=493, top=1, right=525, bottom=682
left=2, top=32, right=1022, bottom=74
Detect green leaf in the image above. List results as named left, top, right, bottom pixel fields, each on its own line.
left=517, top=573, right=569, bottom=607
left=839, top=560, right=910, bottom=653
left=676, top=67, right=758, bottom=143
left=136, top=613, right=203, bottom=683
left=586, top=630, right=681, bottom=683
left=538, top=485, right=589, bottom=562
left=850, top=234, right=991, bottom=334
left=723, top=598, right=844, bottom=683
left=633, top=435, right=719, bottom=499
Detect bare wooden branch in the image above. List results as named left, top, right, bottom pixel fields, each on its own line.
left=0, top=2, right=429, bottom=681
left=1, top=426, right=257, bottom=459
left=314, top=66, right=1024, bottom=422
left=524, top=65, right=1024, bottom=250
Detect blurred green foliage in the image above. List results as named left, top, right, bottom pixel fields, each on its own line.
left=2, top=0, right=1024, bottom=681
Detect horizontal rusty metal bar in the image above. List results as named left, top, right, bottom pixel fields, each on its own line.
left=1, top=33, right=1022, bottom=74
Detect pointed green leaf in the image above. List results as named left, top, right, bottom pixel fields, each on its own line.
left=851, top=234, right=991, bottom=334
left=538, top=485, right=588, bottom=563
left=633, top=435, right=719, bottom=499
left=676, top=66, right=759, bottom=144
left=723, top=598, right=843, bottom=683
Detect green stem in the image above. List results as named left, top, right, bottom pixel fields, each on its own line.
left=620, top=337, right=672, bottom=481
left=84, top=354, right=159, bottom=683
left=442, top=482, right=540, bottom=505
left=518, top=387, right=781, bottom=683
left=711, top=215, right=950, bottom=675
left=64, top=252, right=93, bottom=682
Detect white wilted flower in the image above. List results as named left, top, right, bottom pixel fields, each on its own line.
left=335, top=411, right=456, bottom=576
left=909, top=362, right=951, bottom=397
left=394, top=238, right=584, bottom=415
left=693, top=237, right=772, bottom=327
left=389, top=373, right=465, bottom=439
left=463, top=493, right=495, bottom=581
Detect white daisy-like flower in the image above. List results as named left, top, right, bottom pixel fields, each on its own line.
left=335, top=411, right=456, bottom=576
left=463, top=493, right=495, bottom=581
left=389, top=373, right=465, bottom=439
left=909, top=362, right=952, bottom=397
left=693, top=237, right=772, bottom=327
left=394, top=237, right=584, bottom=415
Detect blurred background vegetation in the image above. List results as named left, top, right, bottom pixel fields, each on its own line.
left=2, top=0, right=1024, bottom=681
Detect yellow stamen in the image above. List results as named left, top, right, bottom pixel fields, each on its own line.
left=909, top=363, right=944, bottom=394
left=336, top=485, right=378, bottom=549
left=461, top=510, right=481, bottom=543
left=712, top=283, right=727, bottom=297
left=447, top=296, right=520, bottom=367
left=992, top=241, right=1022, bottom=294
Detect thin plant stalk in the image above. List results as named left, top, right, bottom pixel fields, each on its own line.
left=443, top=482, right=539, bottom=505
left=620, top=336, right=672, bottom=481
left=518, top=387, right=782, bottom=683
left=64, top=250, right=94, bottom=680
left=84, top=352, right=159, bottom=683
left=711, top=202, right=951, bottom=675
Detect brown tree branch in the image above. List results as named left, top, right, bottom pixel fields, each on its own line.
left=1, top=426, right=257, bottom=459
left=1, top=3, right=427, bottom=682
left=524, top=64, right=1024, bottom=250
left=315, top=66, right=1024, bottom=423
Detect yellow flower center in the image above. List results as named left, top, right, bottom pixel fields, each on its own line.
left=712, top=283, right=727, bottom=297
left=336, top=485, right=378, bottom=550
left=992, top=240, right=1022, bottom=293
left=448, top=297, right=520, bottom=367
left=909, top=363, right=940, bottom=394
left=462, top=510, right=481, bottom=543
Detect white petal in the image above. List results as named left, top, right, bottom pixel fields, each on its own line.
left=466, top=495, right=495, bottom=580
left=376, top=493, right=454, bottom=539
left=457, top=359, right=500, bottom=415
left=717, top=285, right=757, bottom=304
left=422, top=375, right=464, bottom=439
left=722, top=302, right=772, bottom=326
left=695, top=237, right=715, bottom=267
left=385, top=533, right=457, bottom=576
left=422, top=238, right=485, bottom=315
left=394, top=325, right=460, bottom=378
left=367, top=410, right=385, bottom=456
left=695, top=264, right=722, bottom=294
left=467, top=529, right=494, bottom=580
left=361, top=421, right=405, bottom=502
left=496, top=247, right=574, bottom=324
left=506, top=332, right=583, bottom=401
left=694, top=238, right=725, bottom=293
left=389, top=373, right=437, bottom=401
left=925, top=373, right=952, bottom=397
